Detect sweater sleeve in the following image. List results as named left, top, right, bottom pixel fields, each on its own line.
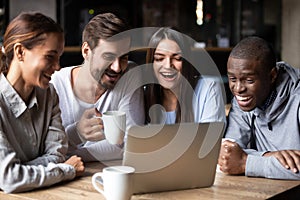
left=71, top=140, right=124, bottom=162
left=226, top=100, right=300, bottom=180
left=0, top=132, right=75, bottom=193
left=246, top=155, right=300, bottom=180
left=65, top=122, right=86, bottom=149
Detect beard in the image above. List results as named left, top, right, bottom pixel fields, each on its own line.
left=91, top=67, right=123, bottom=90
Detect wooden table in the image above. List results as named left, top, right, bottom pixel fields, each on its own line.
left=1, top=161, right=299, bottom=200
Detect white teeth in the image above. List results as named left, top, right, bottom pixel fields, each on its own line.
left=161, top=72, right=177, bottom=79
left=162, top=72, right=175, bottom=76
left=236, top=95, right=250, bottom=101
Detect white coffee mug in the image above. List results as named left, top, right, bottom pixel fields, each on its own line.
left=92, top=166, right=135, bottom=200
left=95, top=111, right=126, bottom=145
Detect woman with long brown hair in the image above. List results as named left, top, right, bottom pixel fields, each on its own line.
left=144, top=27, right=225, bottom=124
left=0, top=12, right=84, bottom=193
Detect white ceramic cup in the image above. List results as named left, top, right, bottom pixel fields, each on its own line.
left=92, top=166, right=135, bottom=200
left=222, top=138, right=236, bottom=143
left=95, top=111, right=126, bottom=145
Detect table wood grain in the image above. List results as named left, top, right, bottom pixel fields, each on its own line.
left=1, top=161, right=299, bottom=200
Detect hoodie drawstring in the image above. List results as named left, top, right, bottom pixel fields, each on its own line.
left=250, top=114, right=257, bottom=150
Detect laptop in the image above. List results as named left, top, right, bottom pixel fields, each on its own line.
left=122, top=122, right=225, bottom=194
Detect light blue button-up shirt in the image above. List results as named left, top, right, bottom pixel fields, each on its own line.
left=151, top=76, right=226, bottom=124
left=0, top=73, right=75, bottom=193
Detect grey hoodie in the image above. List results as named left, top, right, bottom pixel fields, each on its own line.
left=225, top=61, right=300, bottom=180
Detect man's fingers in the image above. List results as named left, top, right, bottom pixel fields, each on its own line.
left=287, top=151, right=300, bottom=173
left=282, top=151, right=296, bottom=170
left=273, top=152, right=289, bottom=169
left=273, top=150, right=300, bottom=173
left=85, top=129, right=105, bottom=141
left=293, top=151, right=300, bottom=172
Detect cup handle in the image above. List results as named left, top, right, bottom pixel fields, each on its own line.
left=92, top=172, right=105, bottom=197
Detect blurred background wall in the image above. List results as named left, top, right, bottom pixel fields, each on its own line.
left=9, top=0, right=56, bottom=21
left=281, top=0, right=300, bottom=68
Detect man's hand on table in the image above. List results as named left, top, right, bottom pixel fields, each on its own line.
left=264, top=150, right=300, bottom=173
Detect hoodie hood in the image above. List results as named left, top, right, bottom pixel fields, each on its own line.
left=254, top=61, right=300, bottom=121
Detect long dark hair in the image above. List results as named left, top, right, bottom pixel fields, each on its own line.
left=144, top=27, right=200, bottom=123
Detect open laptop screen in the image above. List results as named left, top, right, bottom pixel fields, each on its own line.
left=123, top=122, right=225, bottom=194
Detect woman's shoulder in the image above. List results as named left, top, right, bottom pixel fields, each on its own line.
left=195, top=75, right=223, bottom=91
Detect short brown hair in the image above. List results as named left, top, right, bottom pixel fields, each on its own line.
left=82, top=13, right=129, bottom=51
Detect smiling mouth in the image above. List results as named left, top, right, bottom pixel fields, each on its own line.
left=103, top=71, right=121, bottom=83
left=160, top=72, right=178, bottom=79
left=235, top=95, right=251, bottom=101
left=235, top=95, right=254, bottom=109
left=106, top=71, right=119, bottom=77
